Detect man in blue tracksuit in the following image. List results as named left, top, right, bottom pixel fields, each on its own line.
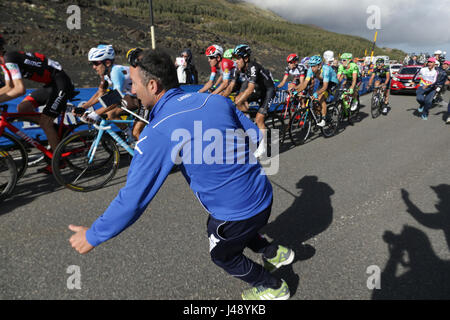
left=68, top=49, right=294, bottom=300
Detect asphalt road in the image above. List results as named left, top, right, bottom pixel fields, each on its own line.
left=1, top=91, right=449, bottom=300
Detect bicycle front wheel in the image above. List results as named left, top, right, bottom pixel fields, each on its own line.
left=371, top=93, right=381, bottom=119
left=52, top=130, right=120, bottom=192
left=0, top=151, right=17, bottom=201
left=321, top=105, right=340, bottom=138
left=0, top=132, right=28, bottom=180
left=289, top=109, right=311, bottom=146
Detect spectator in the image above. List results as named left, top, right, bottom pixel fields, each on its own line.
left=175, top=48, right=198, bottom=85
left=408, top=55, right=418, bottom=65
left=415, top=57, right=438, bottom=120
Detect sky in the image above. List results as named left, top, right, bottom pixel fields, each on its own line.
left=243, top=0, right=450, bottom=58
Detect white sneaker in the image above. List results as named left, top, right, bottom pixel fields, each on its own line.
left=446, top=117, right=450, bottom=124
left=317, top=119, right=326, bottom=127
left=382, top=107, right=388, bottom=114
left=350, top=102, right=358, bottom=111
left=253, top=139, right=266, bottom=159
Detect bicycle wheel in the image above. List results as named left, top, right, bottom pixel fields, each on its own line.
left=0, top=151, right=17, bottom=201
left=371, top=92, right=381, bottom=118
left=265, top=113, right=286, bottom=145
left=321, top=105, right=340, bottom=138
left=52, top=130, right=120, bottom=192
left=289, top=109, right=311, bottom=146
left=0, top=132, right=28, bottom=180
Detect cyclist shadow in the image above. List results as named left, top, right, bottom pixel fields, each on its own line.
left=401, top=186, right=450, bottom=251
left=261, top=175, right=335, bottom=296
left=372, top=225, right=450, bottom=299
left=0, top=170, right=61, bottom=216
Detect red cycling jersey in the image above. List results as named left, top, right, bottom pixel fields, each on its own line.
left=210, top=58, right=235, bottom=81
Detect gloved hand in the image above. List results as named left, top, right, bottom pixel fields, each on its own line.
left=81, top=110, right=101, bottom=124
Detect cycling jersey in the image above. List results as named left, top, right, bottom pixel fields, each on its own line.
left=417, top=67, right=438, bottom=87
left=284, top=64, right=307, bottom=80
left=242, top=61, right=275, bottom=91
left=3, top=51, right=62, bottom=84
left=102, top=65, right=133, bottom=96
left=338, top=62, right=361, bottom=81
left=209, top=58, right=235, bottom=82
left=372, top=65, right=390, bottom=79
left=306, top=65, right=339, bottom=84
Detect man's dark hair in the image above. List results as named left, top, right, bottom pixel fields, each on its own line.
left=138, top=49, right=179, bottom=90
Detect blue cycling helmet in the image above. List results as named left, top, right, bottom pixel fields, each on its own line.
left=233, top=44, right=251, bottom=59
left=308, top=55, right=322, bottom=67
left=301, top=57, right=310, bottom=65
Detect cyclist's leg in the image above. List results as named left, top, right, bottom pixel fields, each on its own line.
left=17, top=87, right=51, bottom=123
left=255, top=86, right=275, bottom=131
left=41, top=71, right=73, bottom=151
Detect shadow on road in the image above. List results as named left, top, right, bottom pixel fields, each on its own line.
left=402, top=185, right=450, bottom=251
left=262, top=175, right=335, bottom=295
left=373, top=225, right=450, bottom=299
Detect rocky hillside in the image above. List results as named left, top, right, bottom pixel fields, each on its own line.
left=0, top=0, right=405, bottom=88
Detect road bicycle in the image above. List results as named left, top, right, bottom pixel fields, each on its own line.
left=0, top=150, right=17, bottom=202
left=370, top=85, right=387, bottom=118
left=333, top=87, right=361, bottom=126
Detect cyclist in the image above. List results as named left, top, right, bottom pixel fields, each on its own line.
left=277, top=54, right=307, bottom=91
left=78, top=44, right=140, bottom=142
left=368, top=58, right=391, bottom=114
left=337, top=53, right=361, bottom=112
left=323, top=50, right=338, bottom=73
left=233, top=44, right=276, bottom=132
left=0, top=34, right=75, bottom=158
left=295, top=55, right=339, bottom=127
left=198, top=45, right=235, bottom=95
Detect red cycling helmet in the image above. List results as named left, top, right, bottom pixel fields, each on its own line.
left=205, top=45, right=223, bottom=58
left=287, top=54, right=299, bottom=63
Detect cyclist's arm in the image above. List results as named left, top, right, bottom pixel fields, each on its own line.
left=317, top=81, right=329, bottom=97
left=221, top=80, right=236, bottom=97
left=384, top=72, right=390, bottom=86
left=0, top=78, right=26, bottom=103
left=85, top=127, right=175, bottom=247
left=0, top=79, right=13, bottom=96
left=235, top=81, right=255, bottom=105
left=277, top=74, right=289, bottom=88
left=295, top=77, right=310, bottom=92
left=212, top=75, right=229, bottom=95
left=350, top=73, right=357, bottom=90
left=368, top=73, right=375, bottom=87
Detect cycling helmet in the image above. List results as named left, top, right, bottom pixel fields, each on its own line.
left=205, top=45, right=223, bottom=58
left=126, top=47, right=144, bottom=67
left=233, top=44, right=251, bottom=59
left=323, top=50, right=334, bottom=63
left=224, top=48, right=234, bottom=59
left=287, top=53, right=299, bottom=63
left=88, top=44, right=115, bottom=61
left=376, top=58, right=384, bottom=65
left=308, top=55, right=322, bottom=67
left=434, top=50, right=443, bottom=55
left=340, top=53, right=353, bottom=60
left=300, top=57, right=310, bottom=65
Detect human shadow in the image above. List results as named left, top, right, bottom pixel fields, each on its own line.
left=401, top=186, right=450, bottom=251
left=372, top=225, right=450, bottom=299
left=261, top=175, right=335, bottom=295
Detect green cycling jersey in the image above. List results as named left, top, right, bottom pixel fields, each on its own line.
left=337, top=62, right=360, bottom=80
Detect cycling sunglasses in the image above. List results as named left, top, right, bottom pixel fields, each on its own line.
left=91, top=61, right=103, bottom=66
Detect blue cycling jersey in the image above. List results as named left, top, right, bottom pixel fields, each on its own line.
left=105, top=65, right=133, bottom=95
left=85, top=88, right=273, bottom=247
left=306, top=65, right=339, bottom=84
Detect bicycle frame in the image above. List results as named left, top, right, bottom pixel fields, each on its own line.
left=0, top=110, right=54, bottom=158
left=86, top=119, right=135, bottom=164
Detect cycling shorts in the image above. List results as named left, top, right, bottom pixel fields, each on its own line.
left=24, top=70, right=75, bottom=118
left=240, top=81, right=276, bottom=116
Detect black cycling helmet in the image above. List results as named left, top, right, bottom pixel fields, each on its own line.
left=376, top=58, right=384, bottom=65
left=233, top=44, right=251, bottom=59
left=126, top=47, right=144, bottom=67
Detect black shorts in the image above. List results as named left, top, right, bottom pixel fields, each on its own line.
left=25, top=70, right=75, bottom=118
left=240, top=82, right=276, bottom=116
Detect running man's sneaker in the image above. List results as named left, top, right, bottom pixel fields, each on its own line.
left=421, top=114, right=428, bottom=120
left=242, top=279, right=290, bottom=300
left=263, top=245, right=295, bottom=272
left=418, top=106, right=424, bottom=113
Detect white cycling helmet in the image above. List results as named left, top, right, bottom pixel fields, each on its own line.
left=205, top=45, right=224, bottom=58
left=434, top=50, right=443, bottom=55
left=323, top=50, right=334, bottom=63
left=88, top=44, right=115, bottom=61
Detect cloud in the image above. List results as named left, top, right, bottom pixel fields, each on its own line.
left=243, top=0, right=450, bottom=54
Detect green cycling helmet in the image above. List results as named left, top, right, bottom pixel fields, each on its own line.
left=224, top=48, right=234, bottom=59
left=340, top=53, right=353, bottom=60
